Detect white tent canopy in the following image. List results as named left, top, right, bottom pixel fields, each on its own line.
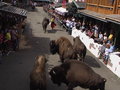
left=55, top=7, right=68, bottom=16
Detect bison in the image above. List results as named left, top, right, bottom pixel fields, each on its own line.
left=49, top=37, right=77, bottom=63
left=30, top=55, right=47, bottom=90
left=49, top=60, right=107, bottom=90
left=73, top=36, right=87, bottom=62
left=42, top=17, right=50, bottom=33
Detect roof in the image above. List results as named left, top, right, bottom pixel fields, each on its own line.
left=34, top=0, right=51, bottom=2
left=106, top=14, right=120, bottom=25
left=50, top=2, right=69, bottom=9
left=55, top=7, right=68, bottom=16
left=73, top=1, right=86, bottom=9
left=79, top=10, right=107, bottom=22
left=0, top=5, right=27, bottom=17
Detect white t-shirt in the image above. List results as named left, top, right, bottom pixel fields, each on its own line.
left=105, top=48, right=110, bottom=55
left=71, top=27, right=79, bottom=38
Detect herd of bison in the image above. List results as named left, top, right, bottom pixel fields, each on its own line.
left=30, top=36, right=107, bottom=90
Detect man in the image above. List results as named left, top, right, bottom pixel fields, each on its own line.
left=71, top=24, right=80, bottom=38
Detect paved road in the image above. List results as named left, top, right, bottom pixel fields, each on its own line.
left=0, top=7, right=120, bottom=90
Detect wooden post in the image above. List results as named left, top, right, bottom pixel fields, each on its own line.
left=113, top=0, right=119, bottom=14
left=97, top=0, right=100, bottom=12
left=116, top=0, right=120, bottom=14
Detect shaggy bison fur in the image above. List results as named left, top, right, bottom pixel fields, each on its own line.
left=49, top=60, right=107, bottom=90
left=42, top=17, right=50, bottom=33
left=49, top=37, right=77, bottom=63
left=73, top=37, right=87, bottom=62
left=30, top=55, right=47, bottom=90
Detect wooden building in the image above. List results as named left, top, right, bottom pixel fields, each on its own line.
left=86, top=0, right=120, bottom=14
left=73, top=0, right=120, bottom=49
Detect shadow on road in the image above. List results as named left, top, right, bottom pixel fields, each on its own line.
left=21, top=22, right=51, bottom=56
left=85, top=55, right=101, bottom=68
left=47, top=29, right=64, bottom=33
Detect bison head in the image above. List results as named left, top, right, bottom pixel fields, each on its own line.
left=49, top=40, right=58, bottom=54
left=98, top=78, right=107, bottom=90
left=49, top=66, right=65, bottom=86
left=34, top=55, right=47, bottom=67
left=91, top=78, right=107, bottom=90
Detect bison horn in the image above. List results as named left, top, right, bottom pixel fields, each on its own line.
left=103, top=78, right=107, bottom=82
left=53, top=70, right=56, bottom=75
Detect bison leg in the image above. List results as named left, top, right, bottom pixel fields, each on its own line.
left=43, top=26, right=47, bottom=33
left=43, top=28, right=46, bottom=33
left=89, top=87, right=97, bottom=90
left=67, top=83, right=75, bottom=90
left=30, top=85, right=35, bottom=90
left=60, top=56, right=64, bottom=63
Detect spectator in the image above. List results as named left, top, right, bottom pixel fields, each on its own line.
left=71, top=24, right=80, bottom=38
left=99, top=32, right=103, bottom=40
left=11, top=27, right=19, bottom=51
left=94, top=32, right=103, bottom=44
left=86, top=30, right=94, bottom=38
left=108, top=33, right=113, bottom=43
left=103, top=33, right=108, bottom=43
left=81, top=22, right=85, bottom=31
left=103, top=44, right=110, bottom=65
left=93, top=24, right=99, bottom=38
left=3, top=30, right=12, bottom=55
left=109, top=42, right=115, bottom=53
left=98, top=43, right=106, bottom=59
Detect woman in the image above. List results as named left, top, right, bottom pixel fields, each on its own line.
left=50, top=16, right=56, bottom=30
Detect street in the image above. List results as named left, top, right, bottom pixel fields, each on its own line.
left=0, top=7, right=120, bottom=90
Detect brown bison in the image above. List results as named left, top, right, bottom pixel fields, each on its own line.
left=49, top=37, right=77, bottom=63
left=30, top=55, right=47, bottom=90
left=42, top=17, right=50, bottom=33
left=49, top=60, right=107, bottom=90
left=73, top=36, right=87, bottom=62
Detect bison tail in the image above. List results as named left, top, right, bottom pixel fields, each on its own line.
left=83, top=46, right=87, bottom=59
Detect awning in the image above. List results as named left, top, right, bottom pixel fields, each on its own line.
left=106, top=14, right=120, bottom=25
left=79, top=10, right=107, bottom=22
left=0, top=2, right=10, bottom=7
left=0, top=5, right=27, bottom=17
left=55, top=7, right=68, bottom=16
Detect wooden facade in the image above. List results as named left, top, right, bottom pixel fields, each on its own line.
left=86, top=0, right=120, bottom=15
left=118, top=1, right=120, bottom=14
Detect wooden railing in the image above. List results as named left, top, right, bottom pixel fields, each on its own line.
left=99, top=0, right=114, bottom=6
left=87, top=0, right=98, bottom=4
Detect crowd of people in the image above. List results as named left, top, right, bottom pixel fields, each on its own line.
left=0, top=26, right=19, bottom=56
left=0, top=12, right=26, bottom=56
left=70, top=21, right=115, bottom=65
